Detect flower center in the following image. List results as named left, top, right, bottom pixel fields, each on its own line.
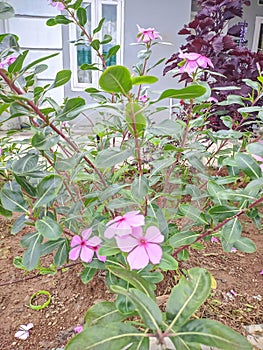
left=139, top=238, right=147, bottom=246
left=80, top=240, right=86, bottom=247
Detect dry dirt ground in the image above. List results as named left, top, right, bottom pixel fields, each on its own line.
left=0, top=216, right=262, bottom=350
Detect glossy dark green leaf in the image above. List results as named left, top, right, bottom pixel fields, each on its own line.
left=177, top=319, right=252, bottom=350
left=22, top=233, right=43, bottom=270
left=31, top=133, right=59, bottom=150
left=111, top=286, right=162, bottom=330
left=36, top=216, right=62, bottom=240
left=8, top=50, right=28, bottom=73
left=93, top=18, right=105, bottom=34
left=34, top=175, right=63, bottom=209
left=221, top=218, right=242, bottom=245
left=11, top=214, right=26, bottom=235
left=65, top=322, right=142, bottom=350
left=51, top=70, right=72, bottom=88
left=0, top=188, right=28, bottom=212
left=77, top=7, right=87, bottom=26
left=84, top=301, right=126, bottom=326
left=233, top=237, right=256, bottom=253
left=159, top=252, right=178, bottom=271
left=235, top=153, right=261, bottom=179
left=54, top=239, right=69, bottom=266
left=166, top=268, right=211, bottom=330
left=81, top=266, right=97, bottom=284
left=151, top=85, right=206, bottom=104
left=11, top=154, right=39, bottom=175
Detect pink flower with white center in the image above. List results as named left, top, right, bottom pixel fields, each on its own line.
left=116, top=226, right=164, bottom=270
left=137, top=25, right=162, bottom=43
left=0, top=56, right=16, bottom=68
left=104, top=211, right=145, bottom=239
left=179, top=52, right=214, bottom=74
left=48, top=0, right=65, bottom=10
left=15, top=323, right=33, bottom=340
left=69, top=228, right=106, bottom=263
left=138, top=94, right=148, bottom=103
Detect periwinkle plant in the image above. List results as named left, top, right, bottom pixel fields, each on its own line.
left=0, top=0, right=262, bottom=349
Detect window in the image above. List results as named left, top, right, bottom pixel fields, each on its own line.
left=69, top=0, right=124, bottom=90
left=252, top=17, right=263, bottom=53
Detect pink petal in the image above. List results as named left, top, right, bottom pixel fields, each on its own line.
left=184, top=52, right=201, bottom=60
left=145, top=226, right=164, bottom=243
left=127, top=246, right=149, bottom=270
left=116, top=234, right=138, bottom=252
left=124, top=212, right=145, bottom=227
left=69, top=246, right=81, bottom=260
left=145, top=243, right=163, bottom=265
left=74, top=325, right=83, bottom=333
left=57, top=2, right=65, bottom=10
left=80, top=245, right=94, bottom=263
left=106, top=215, right=123, bottom=227
left=96, top=249, right=106, bottom=262
left=70, top=235, right=81, bottom=247
left=24, top=323, right=33, bottom=330
left=130, top=226, right=143, bottom=239
left=260, top=269, right=263, bottom=275
left=82, top=228, right=92, bottom=240
left=252, top=154, right=263, bottom=163
left=15, top=330, right=29, bottom=340
left=104, top=226, right=131, bottom=238
left=87, top=236, right=102, bottom=246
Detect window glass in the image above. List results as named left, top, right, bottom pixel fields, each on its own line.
left=77, top=3, right=92, bottom=83
left=102, top=4, right=117, bottom=66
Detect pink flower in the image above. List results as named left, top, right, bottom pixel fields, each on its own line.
left=260, top=269, right=263, bottom=275
left=48, top=0, right=65, bottom=10
left=15, top=323, right=33, bottom=340
left=116, top=226, right=164, bottom=270
left=138, top=95, right=148, bottom=103
left=104, top=211, right=145, bottom=239
left=179, top=52, right=214, bottom=74
left=74, top=325, right=83, bottom=333
left=230, top=247, right=237, bottom=253
left=137, top=25, right=162, bottom=43
left=69, top=228, right=106, bottom=263
left=207, top=96, right=218, bottom=103
left=211, top=236, right=219, bottom=243
left=0, top=56, right=16, bottom=68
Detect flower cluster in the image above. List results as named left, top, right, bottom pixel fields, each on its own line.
left=179, top=52, right=214, bottom=74
left=69, top=228, right=106, bottom=263
left=104, top=211, right=164, bottom=270
left=137, top=25, right=162, bottom=43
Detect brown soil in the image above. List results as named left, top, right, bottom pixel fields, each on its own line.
left=0, top=216, right=262, bottom=350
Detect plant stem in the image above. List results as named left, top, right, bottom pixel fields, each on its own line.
left=173, top=196, right=263, bottom=257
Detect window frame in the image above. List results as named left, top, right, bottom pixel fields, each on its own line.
left=69, top=0, right=124, bottom=91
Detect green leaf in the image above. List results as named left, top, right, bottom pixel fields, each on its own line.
left=126, top=102, right=146, bottom=136
left=0, top=188, right=28, bottom=212
left=34, top=174, right=63, bottom=209
left=57, top=97, right=86, bottom=121
left=159, top=252, right=178, bottom=271
left=22, top=233, right=43, bottom=271
left=101, top=34, right=112, bottom=44
left=11, top=214, right=26, bottom=235
left=8, top=51, right=29, bottom=73
left=31, top=133, right=59, bottom=150
left=46, top=15, right=73, bottom=26
left=65, top=322, right=142, bottom=350
left=36, top=216, right=62, bottom=241
left=179, top=204, right=208, bottom=225
left=40, top=238, right=66, bottom=256
left=166, top=268, right=211, bottom=330
left=81, top=266, right=97, bottom=284
left=90, top=39, right=100, bottom=51
left=235, top=153, right=262, bottom=179
left=80, top=63, right=100, bottom=71
left=131, top=175, right=149, bottom=201
left=106, top=45, right=120, bottom=60
left=151, top=85, right=206, bottom=104
left=132, top=76, right=158, bottom=85
left=84, top=301, right=126, bottom=326
left=68, top=0, right=83, bottom=10
left=177, top=319, right=252, bottom=350
left=96, top=147, right=133, bottom=168
left=168, top=231, right=200, bottom=248
left=98, top=184, right=128, bottom=202
left=221, top=218, right=242, bottom=245
left=77, top=7, right=87, bottom=26
left=111, top=286, right=162, bottom=331
left=99, top=65, right=132, bottom=94
left=108, top=266, right=155, bottom=299
left=93, top=18, right=105, bottom=34
left=13, top=256, right=26, bottom=270
left=0, top=2, right=14, bottom=19
left=150, top=119, right=183, bottom=137
left=54, top=239, right=69, bottom=265
left=208, top=205, right=239, bottom=221
left=22, top=52, right=59, bottom=72
left=0, top=205, right=12, bottom=217
left=51, top=70, right=72, bottom=88
left=233, top=237, right=256, bottom=253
